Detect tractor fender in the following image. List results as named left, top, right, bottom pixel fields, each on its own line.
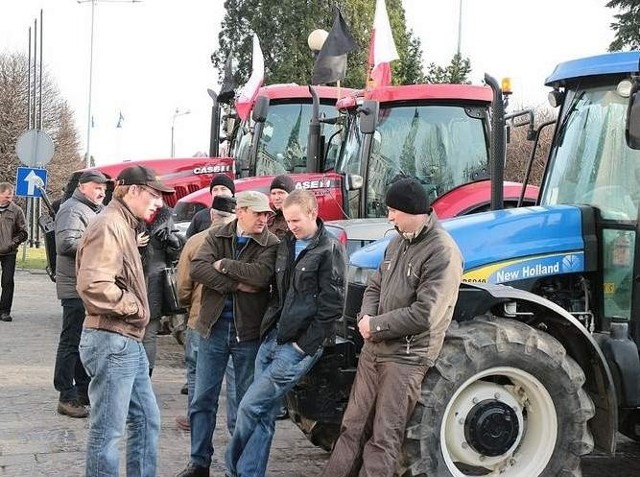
left=454, top=282, right=617, bottom=455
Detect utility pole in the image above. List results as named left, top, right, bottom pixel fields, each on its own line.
left=78, top=0, right=142, bottom=167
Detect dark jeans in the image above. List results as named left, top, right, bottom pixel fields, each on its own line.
left=0, top=253, right=16, bottom=314
left=54, top=298, right=90, bottom=402
left=321, top=347, right=429, bottom=477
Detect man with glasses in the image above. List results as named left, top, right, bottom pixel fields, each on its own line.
left=76, top=166, right=174, bottom=477
left=176, top=191, right=279, bottom=477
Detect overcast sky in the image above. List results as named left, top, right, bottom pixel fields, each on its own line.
left=0, top=0, right=617, bottom=165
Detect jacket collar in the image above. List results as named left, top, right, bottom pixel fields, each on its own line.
left=214, top=218, right=273, bottom=247
left=110, top=198, right=142, bottom=230
left=284, top=218, right=326, bottom=249
left=398, top=213, right=436, bottom=245
left=72, top=188, right=103, bottom=213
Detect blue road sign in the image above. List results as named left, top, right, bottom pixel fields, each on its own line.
left=15, top=167, right=48, bottom=198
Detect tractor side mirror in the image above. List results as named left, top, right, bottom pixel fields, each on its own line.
left=252, top=95, right=270, bottom=123
left=358, top=100, right=379, bottom=134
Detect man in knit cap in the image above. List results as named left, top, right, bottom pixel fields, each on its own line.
left=321, top=176, right=464, bottom=477
left=186, top=174, right=235, bottom=238
left=268, top=174, right=296, bottom=239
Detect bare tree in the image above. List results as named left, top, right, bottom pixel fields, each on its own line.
left=505, top=106, right=557, bottom=186
left=0, top=52, right=83, bottom=202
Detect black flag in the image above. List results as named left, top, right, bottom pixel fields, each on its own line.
left=311, top=9, right=357, bottom=85
left=218, top=54, right=236, bottom=103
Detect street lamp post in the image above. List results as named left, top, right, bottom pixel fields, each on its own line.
left=78, top=0, right=142, bottom=167
left=307, top=28, right=328, bottom=59
left=170, top=108, right=190, bottom=157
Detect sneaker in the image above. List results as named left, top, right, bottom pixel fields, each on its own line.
left=175, top=463, right=209, bottom=477
left=0, top=313, right=12, bottom=322
left=57, top=400, right=89, bottom=418
left=175, top=415, right=190, bottom=431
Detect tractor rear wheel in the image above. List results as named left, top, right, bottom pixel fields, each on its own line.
left=401, top=316, right=595, bottom=477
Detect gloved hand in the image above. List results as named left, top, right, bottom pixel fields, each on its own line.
left=154, top=226, right=170, bottom=243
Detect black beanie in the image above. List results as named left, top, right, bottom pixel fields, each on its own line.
left=270, top=174, right=295, bottom=193
left=385, top=177, right=430, bottom=215
left=211, top=195, right=237, bottom=214
left=209, top=174, right=235, bottom=195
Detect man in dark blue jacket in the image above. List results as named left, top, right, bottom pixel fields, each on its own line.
left=225, top=189, right=347, bottom=477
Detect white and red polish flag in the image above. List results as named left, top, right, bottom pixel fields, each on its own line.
left=235, top=33, right=265, bottom=121
left=367, top=0, right=399, bottom=89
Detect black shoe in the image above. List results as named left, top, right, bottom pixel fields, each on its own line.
left=78, top=394, right=90, bottom=407
left=0, top=313, right=12, bottom=322
left=175, top=463, right=209, bottom=477
left=180, top=382, right=188, bottom=395
left=57, top=400, right=89, bottom=418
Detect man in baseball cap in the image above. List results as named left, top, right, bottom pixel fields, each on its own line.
left=181, top=190, right=278, bottom=477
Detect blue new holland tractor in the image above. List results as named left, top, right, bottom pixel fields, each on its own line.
left=287, top=51, right=640, bottom=476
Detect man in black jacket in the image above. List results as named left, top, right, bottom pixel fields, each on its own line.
left=225, top=189, right=347, bottom=477
left=186, top=174, right=234, bottom=238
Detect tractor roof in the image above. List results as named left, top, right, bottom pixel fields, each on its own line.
left=546, top=51, right=640, bottom=87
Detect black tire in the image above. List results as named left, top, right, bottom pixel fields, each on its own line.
left=401, top=316, right=595, bottom=477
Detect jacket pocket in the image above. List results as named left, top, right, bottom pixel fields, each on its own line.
left=293, top=260, right=320, bottom=295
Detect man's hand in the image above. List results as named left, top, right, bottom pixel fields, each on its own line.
left=358, top=314, right=372, bottom=340
left=237, top=282, right=260, bottom=293
left=213, top=259, right=223, bottom=272
left=136, top=232, right=149, bottom=247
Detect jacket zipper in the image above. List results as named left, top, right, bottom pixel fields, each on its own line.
left=232, top=236, right=249, bottom=342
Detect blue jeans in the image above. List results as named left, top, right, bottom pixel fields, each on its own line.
left=225, top=329, right=322, bottom=477
left=225, top=357, right=237, bottom=434
left=185, top=329, right=235, bottom=433
left=79, top=328, right=160, bottom=477
left=54, top=298, right=90, bottom=402
left=189, top=317, right=259, bottom=468
left=185, top=328, right=200, bottom=409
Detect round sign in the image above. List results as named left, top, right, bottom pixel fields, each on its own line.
left=16, top=129, right=55, bottom=167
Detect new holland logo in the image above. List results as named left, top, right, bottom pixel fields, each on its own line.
left=562, top=254, right=582, bottom=272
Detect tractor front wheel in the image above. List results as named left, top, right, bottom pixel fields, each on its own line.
left=402, top=316, right=595, bottom=477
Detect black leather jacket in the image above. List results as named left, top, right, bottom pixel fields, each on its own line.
left=261, top=219, right=347, bottom=355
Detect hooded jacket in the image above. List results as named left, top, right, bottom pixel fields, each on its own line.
left=359, top=214, right=463, bottom=366
left=76, top=198, right=149, bottom=340
left=55, top=188, right=103, bottom=299
left=190, top=219, right=279, bottom=341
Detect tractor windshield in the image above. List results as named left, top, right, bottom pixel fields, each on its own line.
left=339, top=103, right=489, bottom=218
left=541, top=85, right=640, bottom=221
left=244, top=102, right=340, bottom=176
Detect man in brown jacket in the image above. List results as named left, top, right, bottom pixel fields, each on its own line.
left=174, top=195, right=237, bottom=432
left=177, top=191, right=279, bottom=477
left=76, top=166, right=174, bottom=477
left=322, top=177, right=464, bottom=477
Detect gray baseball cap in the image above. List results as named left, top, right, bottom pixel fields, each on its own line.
left=236, top=191, right=273, bottom=213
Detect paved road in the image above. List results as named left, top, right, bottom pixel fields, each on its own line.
left=0, top=271, right=638, bottom=476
